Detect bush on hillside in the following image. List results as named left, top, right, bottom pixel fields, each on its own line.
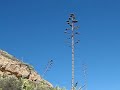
left=0, top=76, right=22, bottom=90
left=0, top=76, right=66, bottom=90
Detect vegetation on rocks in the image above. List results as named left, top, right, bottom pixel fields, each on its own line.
left=0, top=76, right=66, bottom=90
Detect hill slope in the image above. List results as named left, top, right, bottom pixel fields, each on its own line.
left=0, top=50, right=54, bottom=89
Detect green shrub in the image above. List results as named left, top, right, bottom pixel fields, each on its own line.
left=0, top=76, right=66, bottom=90
left=0, top=77, right=22, bottom=90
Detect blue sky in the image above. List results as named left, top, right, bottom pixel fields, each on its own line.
left=0, top=0, right=120, bottom=90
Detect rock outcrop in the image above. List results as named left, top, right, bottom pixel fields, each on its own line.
left=0, top=50, right=53, bottom=87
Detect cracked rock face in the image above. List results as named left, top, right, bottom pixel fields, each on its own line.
left=0, top=50, right=53, bottom=87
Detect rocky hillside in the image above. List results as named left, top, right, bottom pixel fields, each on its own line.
left=0, top=50, right=53, bottom=88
